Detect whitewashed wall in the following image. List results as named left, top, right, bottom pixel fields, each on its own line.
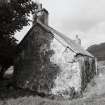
left=50, top=38, right=81, bottom=97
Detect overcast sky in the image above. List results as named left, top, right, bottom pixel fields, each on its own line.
left=15, top=0, right=105, bottom=49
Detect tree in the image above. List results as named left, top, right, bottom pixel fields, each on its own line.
left=0, top=0, right=37, bottom=79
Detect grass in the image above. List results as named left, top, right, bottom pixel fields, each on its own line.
left=0, top=61, right=105, bottom=105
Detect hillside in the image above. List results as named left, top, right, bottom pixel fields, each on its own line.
left=87, top=43, right=105, bottom=61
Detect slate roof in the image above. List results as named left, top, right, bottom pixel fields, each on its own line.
left=19, top=20, right=94, bottom=58
left=37, top=20, right=94, bottom=58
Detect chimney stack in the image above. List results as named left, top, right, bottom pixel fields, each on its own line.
left=75, top=35, right=81, bottom=46
left=33, top=2, right=49, bottom=25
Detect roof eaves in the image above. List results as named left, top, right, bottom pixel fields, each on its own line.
left=17, top=19, right=94, bottom=58
left=37, top=20, right=94, bottom=58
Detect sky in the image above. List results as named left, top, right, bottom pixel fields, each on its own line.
left=15, top=0, right=105, bottom=49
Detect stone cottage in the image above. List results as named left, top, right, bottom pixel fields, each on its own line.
left=14, top=4, right=97, bottom=98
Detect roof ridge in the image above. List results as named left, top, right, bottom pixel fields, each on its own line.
left=37, top=20, right=94, bottom=58
left=18, top=19, right=94, bottom=58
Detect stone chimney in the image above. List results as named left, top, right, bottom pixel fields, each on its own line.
left=33, top=3, right=49, bottom=25
left=75, top=35, right=81, bottom=45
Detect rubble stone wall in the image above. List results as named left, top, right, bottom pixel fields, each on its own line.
left=50, top=38, right=81, bottom=97
left=80, top=56, right=96, bottom=91
left=14, top=24, right=58, bottom=93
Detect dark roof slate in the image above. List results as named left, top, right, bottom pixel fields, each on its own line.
left=19, top=20, right=94, bottom=58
